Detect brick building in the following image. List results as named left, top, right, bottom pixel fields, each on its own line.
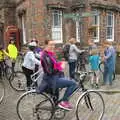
left=0, top=0, right=16, bottom=47
left=1, top=0, right=120, bottom=48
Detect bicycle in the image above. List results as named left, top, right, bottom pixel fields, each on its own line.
left=75, top=51, right=89, bottom=73
left=15, top=52, right=25, bottom=71
left=9, top=70, right=26, bottom=91
left=1, top=59, right=13, bottom=80
left=16, top=71, right=105, bottom=120
left=99, top=61, right=116, bottom=81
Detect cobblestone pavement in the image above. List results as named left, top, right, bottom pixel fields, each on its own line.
left=0, top=72, right=120, bottom=120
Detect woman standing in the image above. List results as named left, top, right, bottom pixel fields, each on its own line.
left=68, top=38, right=84, bottom=79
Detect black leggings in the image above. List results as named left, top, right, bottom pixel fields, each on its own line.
left=22, top=66, right=34, bottom=87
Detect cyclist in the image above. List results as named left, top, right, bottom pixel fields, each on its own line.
left=38, top=39, right=78, bottom=111
left=22, top=41, right=41, bottom=90
left=3, top=38, right=18, bottom=72
left=0, top=45, right=4, bottom=79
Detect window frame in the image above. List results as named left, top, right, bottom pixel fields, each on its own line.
left=106, top=11, right=114, bottom=41
left=91, top=10, right=100, bottom=42
left=52, top=10, right=63, bottom=43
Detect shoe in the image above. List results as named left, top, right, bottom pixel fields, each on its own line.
left=58, top=101, right=73, bottom=111
left=95, top=84, right=99, bottom=89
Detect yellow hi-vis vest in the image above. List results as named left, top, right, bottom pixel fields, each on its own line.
left=4, top=44, right=18, bottom=60
left=0, top=50, right=4, bottom=61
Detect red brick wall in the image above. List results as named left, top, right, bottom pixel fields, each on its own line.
left=15, top=0, right=120, bottom=47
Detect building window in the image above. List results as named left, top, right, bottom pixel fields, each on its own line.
left=91, top=10, right=100, bottom=42
left=52, top=10, right=63, bottom=43
left=21, top=15, right=27, bottom=44
left=106, top=12, right=114, bottom=41
left=19, top=13, right=27, bottom=45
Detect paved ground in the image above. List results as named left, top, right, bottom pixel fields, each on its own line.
left=0, top=65, right=120, bottom=120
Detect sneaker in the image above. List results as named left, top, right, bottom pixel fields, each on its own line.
left=95, top=84, right=99, bottom=89
left=58, top=101, right=73, bottom=111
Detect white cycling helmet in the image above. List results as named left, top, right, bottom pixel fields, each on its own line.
left=28, top=41, right=37, bottom=47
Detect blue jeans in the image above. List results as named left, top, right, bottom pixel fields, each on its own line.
left=55, top=77, right=77, bottom=101
left=69, top=60, right=77, bottom=79
left=103, top=66, right=114, bottom=85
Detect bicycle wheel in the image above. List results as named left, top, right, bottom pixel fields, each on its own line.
left=0, top=79, right=5, bottom=104
left=9, top=71, right=26, bottom=91
left=17, top=90, right=54, bottom=120
left=76, top=90, right=105, bottom=120
left=5, top=66, right=12, bottom=80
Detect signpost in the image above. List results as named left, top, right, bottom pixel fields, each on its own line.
left=63, top=11, right=99, bottom=21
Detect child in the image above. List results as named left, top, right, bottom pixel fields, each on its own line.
left=0, top=45, right=4, bottom=79
left=89, top=49, right=100, bottom=89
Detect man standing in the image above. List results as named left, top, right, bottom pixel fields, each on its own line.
left=103, top=41, right=116, bottom=86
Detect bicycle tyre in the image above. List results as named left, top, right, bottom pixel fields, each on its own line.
left=9, top=71, right=26, bottom=91
left=5, top=66, right=12, bottom=80
left=99, top=61, right=116, bottom=80
left=0, top=79, right=5, bottom=104
left=76, top=90, right=105, bottom=120
left=17, top=90, right=54, bottom=120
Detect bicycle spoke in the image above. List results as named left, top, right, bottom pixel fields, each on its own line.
left=9, top=71, right=26, bottom=91
left=0, top=80, right=5, bottom=104
left=17, top=91, right=54, bottom=120
left=76, top=91, right=105, bottom=120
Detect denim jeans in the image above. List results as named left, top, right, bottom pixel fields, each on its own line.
left=69, top=60, right=77, bottom=79
left=55, top=77, right=77, bottom=101
left=103, top=66, right=114, bottom=85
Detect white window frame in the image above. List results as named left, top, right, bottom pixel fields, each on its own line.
left=21, top=15, right=27, bottom=44
left=76, top=20, right=80, bottom=42
left=92, top=10, right=100, bottom=42
left=52, top=10, right=63, bottom=43
left=106, top=12, right=114, bottom=41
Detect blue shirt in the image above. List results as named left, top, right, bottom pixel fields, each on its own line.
left=89, top=55, right=100, bottom=70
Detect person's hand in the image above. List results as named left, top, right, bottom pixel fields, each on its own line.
left=61, top=61, right=66, bottom=69
left=102, top=56, right=107, bottom=61
left=3, top=50, right=6, bottom=53
left=81, top=50, right=85, bottom=53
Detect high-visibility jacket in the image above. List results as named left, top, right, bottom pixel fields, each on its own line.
left=0, top=50, right=4, bottom=61
left=4, top=44, right=18, bottom=60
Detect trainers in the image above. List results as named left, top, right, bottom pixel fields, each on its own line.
left=58, top=101, right=73, bottom=111
left=95, top=84, right=99, bottom=89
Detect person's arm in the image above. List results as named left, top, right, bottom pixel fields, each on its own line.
left=30, top=53, right=41, bottom=66
left=73, top=45, right=85, bottom=53
left=3, top=50, right=10, bottom=58
left=35, top=52, right=41, bottom=59
left=104, top=48, right=112, bottom=60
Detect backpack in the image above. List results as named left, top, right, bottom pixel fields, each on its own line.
left=41, top=51, right=58, bottom=75
left=63, top=44, right=70, bottom=61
